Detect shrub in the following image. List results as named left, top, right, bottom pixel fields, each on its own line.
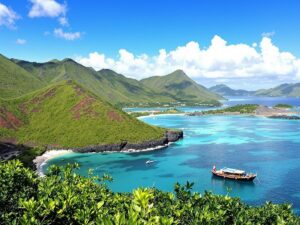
left=0, top=160, right=299, bottom=224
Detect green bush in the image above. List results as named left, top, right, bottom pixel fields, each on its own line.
left=274, top=104, right=293, bottom=109
left=203, top=104, right=259, bottom=115
left=1, top=160, right=299, bottom=224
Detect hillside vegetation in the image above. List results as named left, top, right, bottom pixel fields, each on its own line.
left=141, top=70, right=223, bottom=105
left=0, top=55, right=43, bottom=99
left=202, top=104, right=259, bottom=115
left=255, top=83, right=300, bottom=97
left=1, top=160, right=299, bottom=224
left=274, top=104, right=293, bottom=109
left=0, top=81, right=165, bottom=148
left=209, top=84, right=254, bottom=96
left=12, top=57, right=221, bottom=106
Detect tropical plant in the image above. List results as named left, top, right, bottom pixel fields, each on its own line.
left=0, top=160, right=299, bottom=224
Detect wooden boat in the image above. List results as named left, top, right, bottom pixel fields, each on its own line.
left=212, top=167, right=256, bottom=181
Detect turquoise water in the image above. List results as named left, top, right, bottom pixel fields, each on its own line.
left=44, top=113, right=300, bottom=211
left=123, top=96, right=300, bottom=113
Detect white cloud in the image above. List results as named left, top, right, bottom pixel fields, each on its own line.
left=54, top=28, right=81, bottom=41
left=75, top=35, right=300, bottom=84
left=262, top=31, right=275, bottom=37
left=28, top=0, right=66, bottom=18
left=0, top=3, right=19, bottom=28
left=16, top=38, right=26, bottom=45
left=58, top=16, right=68, bottom=26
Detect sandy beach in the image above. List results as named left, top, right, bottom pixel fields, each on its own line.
left=34, top=150, right=73, bottom=176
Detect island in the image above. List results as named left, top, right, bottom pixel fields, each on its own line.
left=187, top=104, right=299, bottom=119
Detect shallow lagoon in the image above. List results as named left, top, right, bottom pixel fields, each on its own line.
left=45, top=112, right=300, bottom=211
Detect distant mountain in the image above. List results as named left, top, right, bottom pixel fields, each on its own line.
left=14, top=58, right=174, bottom=105
left=0, top=81, right=165, bottom=148
left=209, top=84, right=254, bottom=96
left=0, top=55, right=43, bottom=99
left=13, top=57, right=222, bottom=106
left=141, top=70, right=223, bottom=105
left=255, top=83, right=300, bottom=97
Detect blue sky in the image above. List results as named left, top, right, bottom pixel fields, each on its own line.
left=0, top=0, right=300, bottom=89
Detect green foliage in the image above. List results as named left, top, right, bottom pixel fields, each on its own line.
left=203, top=104, right=259, bottom=115
left=274, top=104, right=293, bottom=109
left=14, top=58, right=222, bottom=106
left=0, top=81, right=165, bottom=148
left=1, top=160, right=299, bottom=224
left=0, top=55, right=44, bottom=99
left=16, top=147, right=46, bottom=169
left=141, top=70, right=224, bottom=104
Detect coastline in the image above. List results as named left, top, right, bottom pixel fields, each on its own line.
left=138, top=113, right=185, bottom=119
left=34, top=130, right=183, bottom=177
left=34, top=150, right=73, bottom=177
left=34, top=142, right=175, bottom=177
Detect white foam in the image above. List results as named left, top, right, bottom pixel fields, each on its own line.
left=34, top=150, right=73, bottom=177
left=138, top=113, right=185, bottom=119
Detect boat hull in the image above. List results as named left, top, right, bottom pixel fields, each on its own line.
left=212, top=170, right=256, bottom=181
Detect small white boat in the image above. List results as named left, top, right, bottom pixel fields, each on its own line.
left=146, top=160, right=155, bottom=164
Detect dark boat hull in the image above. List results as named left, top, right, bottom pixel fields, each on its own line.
left=212, top=170, right=256, bottom=181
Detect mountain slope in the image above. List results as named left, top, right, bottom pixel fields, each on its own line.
left=255, top=83, right=300, bottom=97
left=209, top=84, right=254, bottom=96
left=0, top=55, right=44, bottom=99
left=141, top=70, right=223, bottom=104
left=14, top=59, right=175, bottom=105
left=13, top=57, right=222, bottom=105
left=97, top=69, right=175, bottom=104
left=0, top=81, right=165, bottom=148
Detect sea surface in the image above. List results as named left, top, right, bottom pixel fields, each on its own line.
left=44, top=96, right=300, bottom=212
left=123, top=96, right=300, bottom=112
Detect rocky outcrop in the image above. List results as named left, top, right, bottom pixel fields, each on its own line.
left=268, top=115, right=300, bottom=120
left=70, top=130, right=183, bottom=153
left=0, top=142, right=28, bottom=160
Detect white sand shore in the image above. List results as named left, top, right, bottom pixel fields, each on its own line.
left=121, top=143, right=172, bottom=153
left=33, top=141, right=178, bottom=177
left=34, top=150, right=73, bottom=177
left=138, top=113, right=185, bottom=119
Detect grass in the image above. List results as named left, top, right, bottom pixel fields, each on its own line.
left=0, top=55, right=43, bottom=99
left=13, top=58, right=222, bottom=106
left=0, top=81, right=166, bottom=148
left=141, top=70, right=224, bottom=103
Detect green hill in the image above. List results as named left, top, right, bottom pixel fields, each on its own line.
left=96, top=69, right=175, bottom=105
left=14, top=58, right=222, bottom=106
left=0, top=55, right=43, bottom=99
left=255, top=83, right=300, bottom=97
left=0, top=81, right=165, bottom=148
left=14, top=59, right=175, bottom=106
left=209, top=84, right=254, bottom=96
left=141, top=70, right=223, bottom=105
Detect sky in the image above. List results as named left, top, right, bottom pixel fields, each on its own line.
left=0, top=0, right=300, bottom=90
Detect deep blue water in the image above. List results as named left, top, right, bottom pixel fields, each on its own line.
left=44, top=96, right=300, bottom=212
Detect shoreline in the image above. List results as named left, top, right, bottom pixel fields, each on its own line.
left=34, top=150, right=73, bottom=177
left=34, top=142, right=175, bottom=177
left=138, top=113, right=185, bottom=119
